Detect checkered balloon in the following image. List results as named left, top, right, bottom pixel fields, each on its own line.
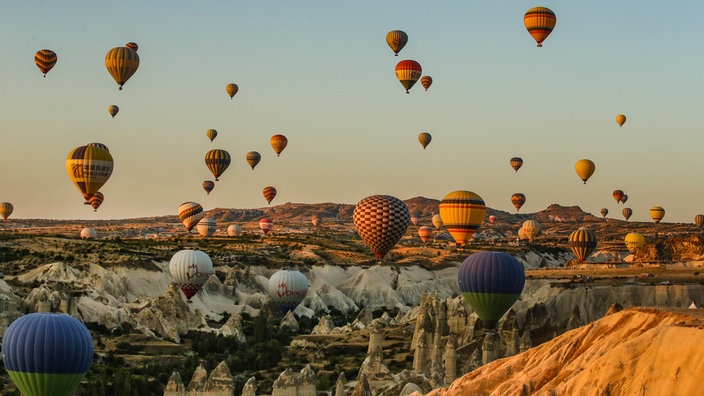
left=353, top=195, right=410, bottom=260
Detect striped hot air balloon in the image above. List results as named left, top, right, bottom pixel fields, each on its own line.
left=246, top=151, right=261, bottom=170
left=622, top=207, right=633, bottom=221
left=178, top=202, right=205, bottom=231
left=600, top=208, right=608, bottom=218
left=206, top=129, right=217, bottom=142
left=66, top=145, right=114, bottom=204
left=86, top=142, right=109, bottom=152
left=616, top=114, right=627, bottom=127
left=353, top=195, right=410, bottom=260
left=202, top=180, right=215, bottom=195
left=624, top=233, right=645, bottom=254
left=34, top=49, right=57, bottom=77
left=695, top=214, right=704, bottom=228
left=89, top=192, right=104, bottom=212
left=395, top=60, right=422, bottom=93
left=523, top=7, right=556, bottom=47
left=105, top=46, right=139, bottom=90
left=438, top=190, right=486, bottom=246
left=259, top=218, right=274, bottom=235
left=196, top=217, right=217, bottom=237
left=385, top=30, right=408, bottom=56
left=80, top=228, right=97, bottom=239
left=205, top=149, right=231, bottom=181
left=270, top=134, right=288, bottom=156
left=0, top=202, right=13, bottom=222
left=2, top=313, right=93, bottom=396
left=169, top=249, right=213, bottom=301
left=613, top=190, right=624, bottom=204
left=420, top=75, right=432, bottom=91
left=568, top=227, right=597, bottom=262
left=511, top=193, right=526, bottom=212
left=227, top=224, right=242, bottom=236
left=458, top=251, right=525, bottom=329
left=226, top=83, right=238, bottom=99
left=125, top=42, right=138, bottom=52
left=418, top=132, right=432, bottom=149
left=510, top=157, right=523, bottom=173
left=575, top=159, right=595, bottom=184
left=268, top=269, right=310, bottom=313
left=107, top=105, right=119, bottom=118
left=432, top=214, right=443, bottom=230
left=650, top=206, right=665, bottom=224
left=418, top=226, right=434, bottom=243
left=263, top=186, right=277, bottom=205
left=521, top=219, right=541, bottom=242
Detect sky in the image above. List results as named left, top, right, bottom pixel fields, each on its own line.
left=1, top=1, right=703, bottom=222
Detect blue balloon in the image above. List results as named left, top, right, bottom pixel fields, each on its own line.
left=458, top=251, right=525, bottom=328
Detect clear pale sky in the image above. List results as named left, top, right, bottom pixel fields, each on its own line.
left=1, top=2, right=703, bottom=222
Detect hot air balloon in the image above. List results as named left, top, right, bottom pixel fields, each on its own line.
left=650, top=206, right=665, bottom=224
left=0, top=202, right=13, bottom=222
left=517, top=227, right=528, bottom=241
left=267, top=269, right=310, bottom=313
left=613, top=190, right=624, bottom=204
left=125, top=42, right=138, bottom=52
left=489, top=215, right=496, bottom=224
left=616, top=114, right=626, bottom=127
left=66, top=145, right=114, bottom=204
left=521, top=220, right=541, bottom=242
left=621, top=194, right=628, bottom=204
left=600, top=208, right=608, bottom=218
left=206, top=129, right=217, bottom=142
left=205, top=149, right=231, bottom=181
left=624, top=233, right=645, bottom=254
left=196, top=217, right=217, bottom=237
left=227, top=224, right=242, bottom=236
left=511, top=193, right=526, bottom=212
left=203, top=180, right=215, bottom=195
left=622, top=207, right=632, bottom=221
left=246, top=151, right=261, bottom=170
left=385, top=30, right=408, bottom=56
left=418, top=226, right=434, bottom=243
left=353, top=195, right=410, bottom=259
left=259, top=218, right=274, bottom=235
left=418, top=132, right=432, bottom=149
left=421, top=76, right=432, bottom=91
left=2, top=313, right=94, bottom=396
left=395, top=60, right=422, bottom=93
left=80, top=228, right=97, bottom=239
left=270, top=134, right=288, bottom=156
left=311, top=215, right=322, bottom=230
left=458, top=251, right=525, bottom=329
left=510, top=157, right=523, bottom=173
left=432, top=214, right=443, bottom=230
left=169, top=249, right=213, bottom=301
left=178, top=202, right=205, bottom=231
left=226, top=83, right=238, bottom=99
left=438, top=190, right=486, bottom=246
left=263, top=186, right=277, bottom=205
left=105, top=46, right=139, bottom=90
left=575, top=159, right=595, bottom=184
left=695, top=214, right=704, bottom=228
left=34, top=49, right=57, bottom=77
left=410, top=212, right=421, bottom=227
left=524, top=7, right=556, bottom=47
left=108, top=105, right=119, bottom=118
left=568, top=227, right=597, bottom=262
left=86, top=142, right=109, bottom=152
left=89, top=192, right=104, bottom=212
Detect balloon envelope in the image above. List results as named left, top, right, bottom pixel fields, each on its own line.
left=353, top=195, right=410, bottom=259
left=695, top=214, right=704, bottom=228
left=622, top=207, right=633, bottom=221
left=439, top=191, right=486, bottom=246
left=489, top=215, right=496, bottom=224
left=612, top=190, right=624, bottom=203
left=0, top=202, right=13, bottom=221
left=66, top=145, right=114, bottom=203
left=395, top=60, right=422, bottom=93
left=196, top=217, right=217, bottom=237
left=432, top=214, right=443, bottom=230
left=521, top=220, right=541, bottom=242
left=263, top=186, right=277, bottom=205
left=418, top=132, right=432, bottom=149
left=624, top=233, right=645, bottom=253
left=600, top=208, right=608, bottom=218
left=270, top=134, right=288, bottom=156
left=89, top=192, right=104, bottom=212
left=227, top=224, right=242, bottom=236
left=246, top=151, right=261, bottom=169
left=575, top=159, right=595, bottom=184
left=2, top=313, right=93, bottom=396
left=458, top=251, right=525, bottom=328
left=108, top=105, right=119, bottom=118
left=205, top=149, right=231, bottom=181
left=650, top=206, right=665, bottom=224
left=80, top=228, right=97, bottom=239
left=206, top=129, right=217, bottom=142
left=203, top=180, right=215, bottom=195
left=105, top=46, right=139, bottom=90
left=267, top=269, right=310, bottom=313
left=311, top=215, right=322, bottom=229
left=616, top=114, right=627, bottom=127
left=511, top=193, right=526, bottom=211
left=420, top=75, right=432, bottom=91
left=35, top=49, right=57, bottom=77
left=385, top=30, right=408, bottom=56
left=418, top=226, right=434, bottom=243
left=226, top=83, right=238, bottom=99
left=259, top=218, right=274, bottom=235
left=524, top=7, right=556, bottom=47
left=169, top=249, right=214, bottom=301
left=510, top=157, right=523, bottom=173
left=178, top=202, right=205, bottom=231
left=568, top=227, right=597, bottom=262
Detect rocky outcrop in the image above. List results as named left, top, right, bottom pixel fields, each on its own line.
left=164, top=371, right=185, bottom=395
left=203, top=361, right=234, bottom=395
left=186, top=364, right=209, bottom=393
left=133, top=284, right=209, bottom=343
left=241, top=377, right=257, bottom=396
left=350, top=373, right=372, bottom=396
left=280, top=310, right=299, bottom=332
left=357, top=345, right=391, bottom=381
left=215, top=314, right=247, bottom=343
left=311, top=314, right=335, bottom=335
left=272, top=365, right=317, bottom=396
left=335, top=372, right=347, bottom=396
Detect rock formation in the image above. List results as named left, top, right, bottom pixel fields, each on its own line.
left=280, top=310, right=299, bottom=332
left=203, top=361, right=234, bottom=394
left=350, top=373, right=372, bottom=396
left=186, top=364, right=209, bottom=393
left=164, top=361, right=235, bottom=396
left=335, top=372, right=347, bottom=396
left=443, top=336, right=457, bottom=385
left=164, top=371, right=185, bottom=395
left=241, top=377, right=257, bottom=396
left=367, top=319, right=385, bottom=353
left=357, top=345, right=391, bottom=381
left=311, top=314, right=335, bottom=335
left=216, top=313, right=247, bottom=343
left=272, top=365, right=317, bottom=396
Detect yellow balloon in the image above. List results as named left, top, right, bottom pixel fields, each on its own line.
left=575, top=159, right=595, bottom=184
left=105, top=47, right=139, bottom=90
left=624, top=233, right=644, bottom=253
left=650, top=206, right=665, bottom=224
left=616, top=114, right=626, bottom=127
left=438, top=190, right=486, bottom=246
left=66, top=145, right=114, bottom=203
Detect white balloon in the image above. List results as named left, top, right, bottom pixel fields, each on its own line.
left=196, top=217, right=217, bottom=237
left=169, top=249, right=214, bottom=301
left=267, top=270, right=310, bottom=313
